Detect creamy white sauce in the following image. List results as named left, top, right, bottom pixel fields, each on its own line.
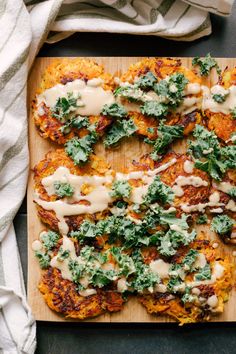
left=79, top=288, right=97, bottom=297
left=207, top=295, right=218, bottom=308
left=117, top=278, right=128, bottom=292
left=212, top=242, right=219, bottom=249
left=186, top=83, right=202, bottom=95
left=32, top=240, right=42, bottom=251
left=50, top=236, right=77, bottom=280
left=172, top=175, right=208, bottom=197
left=210, top=208, right=224, bottom=213
left=181, top=191, right=224, bottom=213
left=154, top=283, right=167, bottom=293
left=226, top=199, right=236, bottom=212
left=202, top=84, right=236, bottom=114
left=149, top=259, right=170, bottom=279
left=183, top=160, right=194, bottom=174
left=194, top=253, right=207, bottom=269
left=188, top=261, right=225, bottom=287
left=35, top=159, right=178, bottom=234
left=49, top=236, right=110, bottom=297
left=38, top=78, right=115, bottom=116
left=213, top=181, right=234, bottom=194
left=192, top=287, right=201, bottom=296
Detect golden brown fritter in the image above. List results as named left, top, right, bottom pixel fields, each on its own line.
left=33, top=58, right=115, bottom=144
left=204, top=110, right=236, bottom=143
left=120, top=58, right=201, bottom=83
left=120, top=58, right=203, bottom=138
left=34, top=149, right=112, bottom=232
left=139, top=236, right=234, bottom=325
left=204, top=68, right=236, bottom=142
left=130, top=152, right=211, bottom=215
left=39, top=267, right=125, bottom=319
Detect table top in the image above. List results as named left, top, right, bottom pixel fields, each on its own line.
left=16, top=4, right=236, bottom=353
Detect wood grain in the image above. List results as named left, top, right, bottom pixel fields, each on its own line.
left=27, top=57, right=236, bottom=322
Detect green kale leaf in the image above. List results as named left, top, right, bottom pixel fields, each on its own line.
left=65, top=132, right=98, bottom=164
left=192, top=54, right=221, bottom=76
left=146, top=123, right=184, bottom=160
left=40, top=230, right=60, bottom=250
left=102, top=103, right=127, bottom=118
left=211, top=215, right=234, bottom=235
left=104, top=119, right=137, bottom=147
left=136, top=71, right=157, bottom=89
left=194, top=263, right=211, bottom=281
left=35, top=251, right=50, bottom=269
left=51, top=92, right=79, bottom=121
left=140, top=101, right=168, bottom=119
left=154, top=72, right=188, bottom=108
left=196, top=214, right=208, bottom=224
left=110, top=180, right=132, bottom=199
left=54, top=181, right=74, bottom=197
left=143, top=176, right=174, bottom=205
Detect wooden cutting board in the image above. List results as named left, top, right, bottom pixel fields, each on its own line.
left=27, top=57, right=236, bottom=322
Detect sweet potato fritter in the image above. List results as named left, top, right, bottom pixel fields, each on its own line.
left=139, top=236, right=234, bottom=325
left=33, top=58, right=115, bottom=144
left=204, top=67, right=236, bottom=142
left=130, top=152, right=211, bottom=214
left=34, top=149, right=112, bottom=232
left=120, top=58, right=203, bottom=138
left=39, top=267, right=124, bottom=319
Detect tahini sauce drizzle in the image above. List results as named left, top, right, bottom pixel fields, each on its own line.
left=38, top=78, right=115, bottom=116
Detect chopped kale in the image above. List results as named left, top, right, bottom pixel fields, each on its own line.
left=182, top=286, right=196, bottom=304
left=154, top=72, right=189, bottom=108
left=196, top=214, right=208, bottom=224
left=110, top=247, right=135, bottom=276
left=188, top=125, right=231, bottom=181
left=211, top=215, right=234, bottom=235
left=140, top=101, right=168, bottom=119
left=131, top=250, right=160, bottom=292
left=182, top=249, right=198, bottom=270
left=65, top=131, right=98, bottom=164
left=136, top=71, right=157, bottom=89
left=194, top=263, right=211, bottom=281
left=54, top=181, right=74, bottom=197
left=143, top=176, right=174, bottom=205
left=230, top=107, right=236, bottom=119
left=104, top=119, right=137, bottom=147
left=192, top=54, right=221, bottom=76
left=157, top=229, right=196, bottom=257
left=102, top=103, right=127, bottom=118
left=59, top=116, right=89, bottom=134
left=228, top=187, right=236, bottom=199
left=57, top=247, right=70, bottom=261
left=221, top=145, right=236, bottom=169
left=70, top=220, right=97, bottom=241
left=146, top=123, right=184, bottom=160
left=51, top=92, right=79, bottom=121
left=212, top=93, right=228, bottom=103
left=35, top=251, right=50, bottom=269
left=40, top=231, right=60, bottom=251
left=114, top=85, right=145, bottom=102
left=110, top=180, right=132, bottom=199
left=91, top=268, right=117, bottom=288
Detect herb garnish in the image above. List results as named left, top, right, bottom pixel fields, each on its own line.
left=211, top=215, right=234, bottom=235
left=192, top=54, right=221, bottom=76
left=54, top=181, right=74, bottom=197
left=104, top=119, right=137, bottom=147
left=102, top=103, right=127, bottom=118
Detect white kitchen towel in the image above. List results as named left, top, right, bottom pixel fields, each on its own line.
left=0, top=0, right=234, bottom=353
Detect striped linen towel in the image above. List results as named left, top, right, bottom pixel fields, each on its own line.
left=0, top=0, right=234, bottom=353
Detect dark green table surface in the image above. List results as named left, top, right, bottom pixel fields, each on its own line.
left=15, top=4, right=236, bottom=353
